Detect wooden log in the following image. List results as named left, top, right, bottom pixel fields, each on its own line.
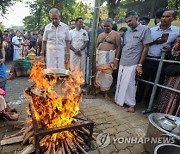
left=22, top=131, right=34, bottom=145
left=73, top=131, right=84, bottom=143
left=66, top=138, right=78, bottom=153
left=81, top=127, right=96, bottom=141
left=63, top=139, right=71, bottom=154
left=60, top=139, right=66, bottom=154
left=4, top=128, right=24, bottom=139
left=52, top=143, right=56, bottom=154
left=0, top=135, right=23, bottom=146
left=44, top=143, right=51, bottom=154
left=55, top=147, right=63, bottom=154
left=75, top=137, right=85, bottom=145
left=24, top=117, right=32, bottom=126
left=18, top=144, right=35, bottom=154
left=29, top=136, right=35, bottom=144
left=14, top=122, right=25, bottom=129
left=23, top=123, right=33, bottom=138
left=73, top=139, right=88, bottom=154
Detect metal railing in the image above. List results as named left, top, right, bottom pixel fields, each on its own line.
left=137, top=50, right=180, bottom=114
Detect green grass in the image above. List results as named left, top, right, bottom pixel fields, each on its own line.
left=118, top=19, right=180, bottom=29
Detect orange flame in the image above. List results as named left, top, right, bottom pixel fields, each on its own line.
left=27, top=62, right=84, bottom=148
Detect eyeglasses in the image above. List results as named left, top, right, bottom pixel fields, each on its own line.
left=51, top=18, right=58, bottom=20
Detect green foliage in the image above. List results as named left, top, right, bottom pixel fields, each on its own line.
left=101, top=0, right=169, bottom=19
left=0, top=0, right=21, bottom=16
left=23, top=0, right=92, bottom=31
left=69, top=1, right=92, bottom=21
left=99, top=6, right=109, bottom=19
left=168, top=0, right=180, bottom=18
left=0, top=22, right=5, bottom=31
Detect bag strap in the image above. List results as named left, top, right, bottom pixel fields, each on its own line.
left=97, top=31, right=113, bottom=50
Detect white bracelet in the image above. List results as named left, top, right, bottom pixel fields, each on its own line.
left=115, top=58, right=119, bottom=61
left=137, top=64, right=142, bottom=67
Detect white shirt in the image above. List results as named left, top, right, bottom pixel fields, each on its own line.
left=69, top=28, right=89, bottom=49
left=148, top=25, right=180, bottom=57
left=43, top=22, right=70, bottom=57
left=12, top=36, right=24, bottom=50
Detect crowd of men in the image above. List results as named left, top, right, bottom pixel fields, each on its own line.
left=0, top=7, right=179, bottom=120
left=41, top=8, right=179, bottom=114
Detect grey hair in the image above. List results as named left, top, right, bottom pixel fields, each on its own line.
left=104, top=18, right=113, bottom=25
left=49, top=8, right=60, bottom=16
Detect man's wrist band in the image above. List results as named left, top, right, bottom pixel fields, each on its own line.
left=137, top=64, right=142, bottom=67
left=115, top=58, right=119, bottom=61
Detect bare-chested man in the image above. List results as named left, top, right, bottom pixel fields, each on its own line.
left=95, top=18, right=121, bottom=100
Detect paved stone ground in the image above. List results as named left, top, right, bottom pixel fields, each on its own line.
left=0, top=61, right=150, bottom=154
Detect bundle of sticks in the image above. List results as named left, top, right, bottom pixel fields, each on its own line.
left=1, top=117, right=96, bottom=154
left=0, top=118, right=35, bottom=154
left=41, top=127, right=96, bottom=154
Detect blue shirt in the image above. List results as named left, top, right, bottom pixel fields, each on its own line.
left=148, top=25, right=180, bottom=57
left=120, top=24, right=152, bottom=66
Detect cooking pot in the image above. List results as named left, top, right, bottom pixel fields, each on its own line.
left=144, top=113, right=180, bottom=154
left=154, top=144, right=180, bottom=154
left=159, top=115, right=178, bottom=131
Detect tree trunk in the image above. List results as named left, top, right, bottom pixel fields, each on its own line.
left=108, top=0, right=117, bottom=20
left=150, top=0, right=157, bottom=18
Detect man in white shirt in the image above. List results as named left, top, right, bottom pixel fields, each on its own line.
left=12, top=30, right=24, bottom=61
left=41, top=8, right=70, bottom=69
left=69, top=17, right=89, bottom=79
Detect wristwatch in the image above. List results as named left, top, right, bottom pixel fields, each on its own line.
left=137, top=64, right=142, bottom=67
left=115, top=58, right=119, bottom=61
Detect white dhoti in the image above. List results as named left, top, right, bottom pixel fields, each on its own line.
left=95, top=50, right=115, bottom=91
left=13, top=49, right=21, bottom=61
left=115, top=65, right=137, bottom=106
left=46, top=45, right=65, bottom=69
left=70, top=50, right=86, bottom=79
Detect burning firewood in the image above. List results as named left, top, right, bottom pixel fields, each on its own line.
left=23, top=63, right=95, bottom=153
left=63, top=139, right=72, bottom=154
left=60, top=139, right=66, bottom=154
left=52, top=143, right=56, bottom=154
left=44, top=142, right=52, bottom=154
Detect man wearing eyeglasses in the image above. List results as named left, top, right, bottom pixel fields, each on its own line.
left=41, top=8, right=70, bottom=69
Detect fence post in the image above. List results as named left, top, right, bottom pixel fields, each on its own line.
left=144, top=50, right=166, bottom=113
left=87, top=0, right=101, bottom=94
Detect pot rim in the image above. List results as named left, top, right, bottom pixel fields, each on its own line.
left=148, top=113, right=180, bottom=140
left=154, top=143, right=180, bottom=154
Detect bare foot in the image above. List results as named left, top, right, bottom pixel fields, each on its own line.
left=95, top=88, right=101, bottom=94
left=104, top=92, right=110, bottom=100
left=127, top=106, right=135, bottom=113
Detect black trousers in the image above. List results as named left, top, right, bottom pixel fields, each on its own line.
left=136, top=58, right=165, bottom=104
